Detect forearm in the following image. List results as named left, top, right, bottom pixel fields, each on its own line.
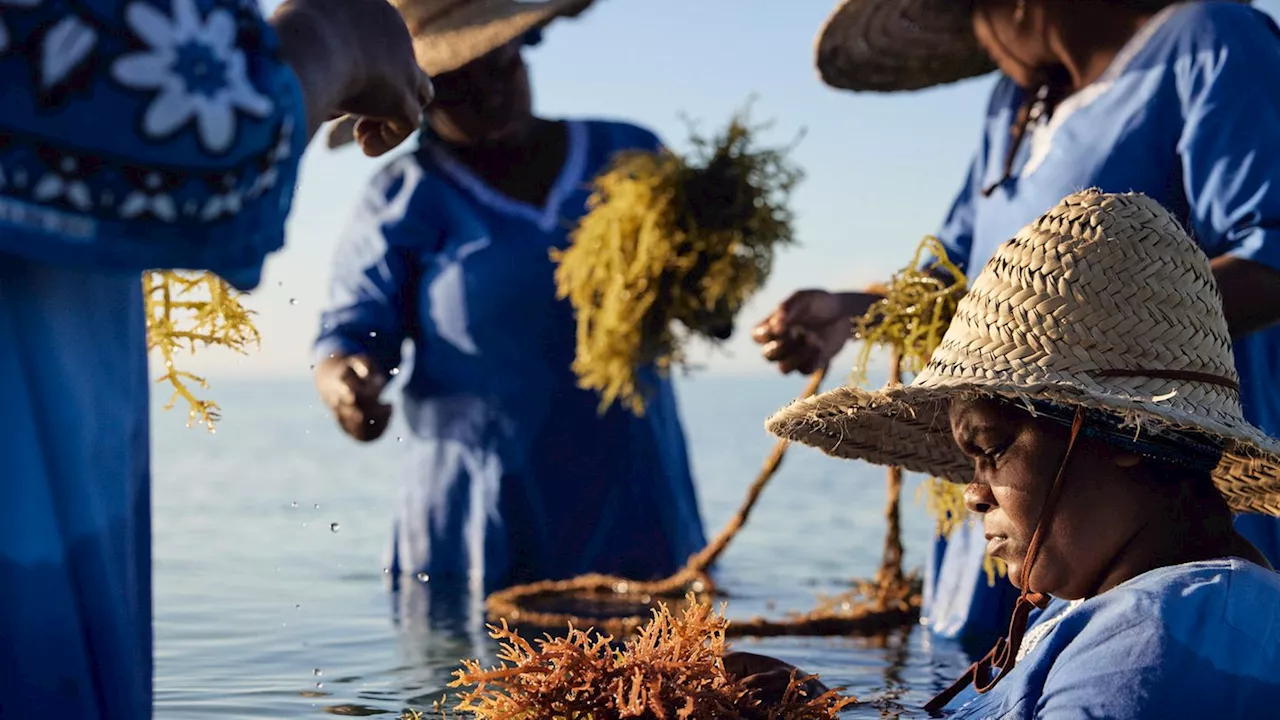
left=1211, top=255, right=1280, bottom=338
left=271, top=4, right=354, bottom=142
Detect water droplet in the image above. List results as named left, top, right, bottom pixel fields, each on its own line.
left=289, top=298, right=298, bottom=306
left=301, top=522, right=308, bottom=528
left=416, top=572, right=430, bottom=583
left=368, top=331, right=378, bottom=338
left=290, top=501, right=298, bottom=508
left=309, top=364, right=315, bottom=371
left=314, top=504, right=320, bottom=509
left=295, top=604, right=301, bottom=609
left=396, top=437, right=403, bottom=442
left=388, top=367, right=400, bottom=376
left=316, top=682, right=324, bottom=689
left=382, top=568, right=391, bottom=575
left=313, top=668, right=323, bottom=677
left=330, top=522, right=340, bottom=533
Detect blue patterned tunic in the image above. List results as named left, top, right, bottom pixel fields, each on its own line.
left=0, top=0, right=307, bottom=716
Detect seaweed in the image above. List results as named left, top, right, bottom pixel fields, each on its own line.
left=553, top=106, right=802, bottom=415
left=142, top=270, right=260, bottom=430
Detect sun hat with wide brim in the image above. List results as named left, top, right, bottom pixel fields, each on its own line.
left=767, top=189, right=1280, bottom=516
left=327, top=0, right=593, bottom=148
left=814, top=0, right=1250, bottom=92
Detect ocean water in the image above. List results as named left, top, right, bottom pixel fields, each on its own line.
left=151, top=375, right=975, bottom=718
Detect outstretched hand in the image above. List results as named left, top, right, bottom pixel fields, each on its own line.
left=723, top=651, right=830, bottom=707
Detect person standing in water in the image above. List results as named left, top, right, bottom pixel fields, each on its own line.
left=314, top=0, right=707, bottom=595
left=0, top=0, right=428, bottom=715
left=754, top=0, right=1280, bottom=649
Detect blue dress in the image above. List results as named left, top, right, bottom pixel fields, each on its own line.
left=314, top=120, right=708, bottom=592
left=941, top=559, right=1280, bottom=718
left=925, top=1, right=1280, bottom=648
left=0, top=0, right=307, bottom=717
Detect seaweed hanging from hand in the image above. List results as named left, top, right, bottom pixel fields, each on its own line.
left=553, top=106, right=803, bottom=415
left=143, top=271, right=260, bottom=431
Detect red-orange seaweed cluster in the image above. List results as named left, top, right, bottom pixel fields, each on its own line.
left=451, top=597, right=856, bottom=719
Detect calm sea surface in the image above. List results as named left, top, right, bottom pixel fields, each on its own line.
left=151, top=375, right=975, bottom=718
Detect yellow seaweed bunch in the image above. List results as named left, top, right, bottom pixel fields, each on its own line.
left=553, top=109, right=802, bottom=415
left=847, top=238, right=973, bottom=533
left=451, top=595, right=855, bottom=719
left=142, top=271, right=260, bottom=431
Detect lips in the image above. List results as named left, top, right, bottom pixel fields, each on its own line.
left=985, top=533, right=1009, bottom=555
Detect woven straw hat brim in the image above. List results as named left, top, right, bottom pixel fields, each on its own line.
left=767, top=190, right=1280, bottom=516
left=815, top=0, right=1252, bottom=93
left=399, top=0, right=592, bottom=76
left=327, top=0, right=591, bottom=149
left=815, top=0, right=993, bottom=92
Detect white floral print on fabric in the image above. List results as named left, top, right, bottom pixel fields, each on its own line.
left=112, top=0, right=273, bottom=153
left=0, top=0, right=43, bottom=54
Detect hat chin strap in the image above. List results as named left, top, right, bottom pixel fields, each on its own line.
left=924, top=407, right=1087, bottom=714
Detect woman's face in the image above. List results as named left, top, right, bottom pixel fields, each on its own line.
left=427, top=38, right=534, bottom=146
left=949, top=397, right=1150, bottom=599
left=970, top=0, right=1054, bottom=89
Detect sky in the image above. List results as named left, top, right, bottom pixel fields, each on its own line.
left=187, top=0, right=1280, bottom=380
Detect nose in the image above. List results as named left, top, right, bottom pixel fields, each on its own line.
left=964, top=481, right=996, bottom=514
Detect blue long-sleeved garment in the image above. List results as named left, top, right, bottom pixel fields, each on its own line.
left=315, top=120, right=708, bottom=591
left=924, top=1, right=1280, bottom=648
left=941, top=559, right=1280, bottom=718
left=0, top=0, right=307, bottom=716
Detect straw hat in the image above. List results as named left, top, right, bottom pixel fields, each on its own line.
left=814, top=0, right=1249, bottom=92
left=767, top=190, right=1280, bottom=516
left=327, top=0, right=593, bottom=148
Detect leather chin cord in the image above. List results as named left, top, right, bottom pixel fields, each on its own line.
left=924, top=408, right=1087, bottom=714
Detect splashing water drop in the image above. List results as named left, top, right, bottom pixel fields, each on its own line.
left=289, top=298, right=298, bottom=306
left=314, top=668, right=323, bottom=677
left=290, top=501, right=298, bottom=508
left=330, top=522, right=340, bottom=533
left=416, top=572, right=430, bottom=583
left=388, top=367, right=400, bottom=376
left=368, top=331, right=378, bottom=338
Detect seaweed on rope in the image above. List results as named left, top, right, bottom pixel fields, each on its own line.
left=553, top=104, right=803, bottom=416
left=142, top=271, right=260, bottom=431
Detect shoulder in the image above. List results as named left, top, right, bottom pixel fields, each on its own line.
left=1054, top=559, right=1280, bottom=661
left=572, top=118, right=664, bottom=153
left=1144, top=2, right=1280, bottom=67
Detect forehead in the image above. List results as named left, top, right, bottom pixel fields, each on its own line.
left=949, top=396, right=1019, bottom=434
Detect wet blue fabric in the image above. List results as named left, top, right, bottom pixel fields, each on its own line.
left=0, top=0, right=307, bottom=716
left=923, top=1, right=1280, bottom=649
left=315, top=119, right=708, bottom=591
left=941, top=558, right=1280, bottom=718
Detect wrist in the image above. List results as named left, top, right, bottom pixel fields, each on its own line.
left=834, top=291, right=879, bottom=319
left=271, top=4, right=357, bottom=138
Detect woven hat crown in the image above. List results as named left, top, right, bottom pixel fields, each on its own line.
left=917, top=189, right=1244, bottom=428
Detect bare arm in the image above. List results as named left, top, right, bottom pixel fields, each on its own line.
left=1212, top=255, right=1280, bottom=338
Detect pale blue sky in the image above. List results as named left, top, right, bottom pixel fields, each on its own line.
left=189, top=0, right=1280, bottom=379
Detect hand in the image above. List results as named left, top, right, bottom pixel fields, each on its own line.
left=751, top=290, right=879, bottom=375
left=315, top=354, right=393, bottom=442
left=723, top=651, right=830, bottom=707
left=273, top=0, right=432, bottom=156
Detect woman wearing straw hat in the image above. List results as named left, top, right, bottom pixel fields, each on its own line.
left=753, top=0, right=1280, bottom=648
left=730, top=189, right=1280, bottom=717
left=313, top=0, right=707, bottom=593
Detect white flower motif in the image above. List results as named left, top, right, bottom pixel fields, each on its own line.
left=40, top=16, right=98, bottom=90
left=120, top=172, right=176, bottom=221
left=0, top=0, right=43, bottom=55
left=111, top=0, right=273, bottom=153
left=33, top=156, right=93, bottom=211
